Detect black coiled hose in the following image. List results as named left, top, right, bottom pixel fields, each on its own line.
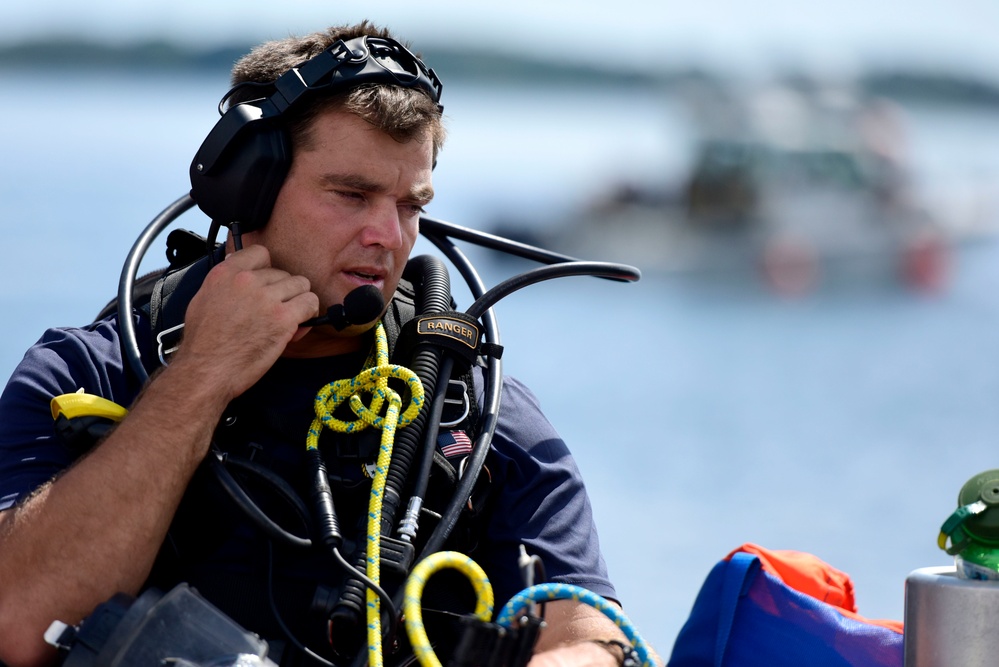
left=381, top=254, right=453, bottom=528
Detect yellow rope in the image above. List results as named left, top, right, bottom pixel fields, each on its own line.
left=306, top=324, right=423, bottom=450
left=403, top=551, right=495, bottom=667
left=305, top=322, right=424, bottom=667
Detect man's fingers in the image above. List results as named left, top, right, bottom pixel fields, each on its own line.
left=246, top=269, right=312, bottom=301
left=213, top=249, right=313, bottom=303
left=223, top=243, right=271, bottom=267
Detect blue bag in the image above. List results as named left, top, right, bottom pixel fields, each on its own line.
left=668, top=550, right=903, bottom=667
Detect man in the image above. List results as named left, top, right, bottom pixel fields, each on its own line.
left=0, top=21, right=644, bottom=667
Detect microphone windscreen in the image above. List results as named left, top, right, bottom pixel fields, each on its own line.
left=342, top=285, right=385, bottom=326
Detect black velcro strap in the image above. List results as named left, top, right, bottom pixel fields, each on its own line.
left=398, top=311, right=483, bottom=368
left=479, top=342, right=503, bottom=360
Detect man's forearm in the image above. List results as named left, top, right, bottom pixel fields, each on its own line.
left=529, top=599, right=662, bottom=667
left=0, top=361, right=230, bottom=667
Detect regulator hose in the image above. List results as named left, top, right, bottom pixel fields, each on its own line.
left=117, top=192, right=196, bottom=386
left=411, top=231, right=501, bottom=565
left=381, top=254, right=453, bottom=530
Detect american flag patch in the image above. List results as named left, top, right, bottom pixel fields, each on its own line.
left=438, top=430, right=473, bottom=458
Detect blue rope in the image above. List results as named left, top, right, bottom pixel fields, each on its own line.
left=496, top=583, right=656, bottom=667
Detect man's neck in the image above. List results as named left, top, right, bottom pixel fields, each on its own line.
left=280, top=325, right=371, bottom=359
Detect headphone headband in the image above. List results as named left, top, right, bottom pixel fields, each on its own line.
left=189, top=35, right=443, bottom=233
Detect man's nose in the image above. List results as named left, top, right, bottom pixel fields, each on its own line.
left=359, top=202, right=404, bottom=250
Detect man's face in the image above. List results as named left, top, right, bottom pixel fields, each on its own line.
left=244, top=107, right=434, bottom=347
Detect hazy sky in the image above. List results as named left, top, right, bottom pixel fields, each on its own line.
left=3, top=0, right=998, bottom=78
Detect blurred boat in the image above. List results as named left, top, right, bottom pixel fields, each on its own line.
left=496, top=81, right=992, bottom=295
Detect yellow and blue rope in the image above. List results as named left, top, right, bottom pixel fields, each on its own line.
left=307, top=322, right=424, bottom=667
left=497, top=583, right=656, bottom=667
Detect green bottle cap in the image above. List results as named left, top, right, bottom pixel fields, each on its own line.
left=957, top=469, right=999, bottom=543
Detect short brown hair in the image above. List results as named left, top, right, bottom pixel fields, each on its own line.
left=228, top=20, right=445, bottom=158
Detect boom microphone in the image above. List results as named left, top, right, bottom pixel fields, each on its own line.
left=301, top=285, right=385, bottom=329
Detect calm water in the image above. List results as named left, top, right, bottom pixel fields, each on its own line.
left=3, top=68, right=999, bottom=655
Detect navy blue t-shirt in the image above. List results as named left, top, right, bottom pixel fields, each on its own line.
left=0, top=314, right=616, bottom=648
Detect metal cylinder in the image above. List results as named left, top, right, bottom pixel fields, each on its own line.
left=904, top=565, right=999, bottom=666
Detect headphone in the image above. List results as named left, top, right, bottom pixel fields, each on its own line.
left=188, top=35, right=443, bottom=236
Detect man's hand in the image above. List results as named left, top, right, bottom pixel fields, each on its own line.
left=177, top=245, right=319, bottom=401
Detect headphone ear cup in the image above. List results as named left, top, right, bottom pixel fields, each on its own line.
left=190, top=123, right=291, bottom=233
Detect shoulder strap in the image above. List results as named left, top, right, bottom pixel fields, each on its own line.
left=92, top=228, right=215, bottom=324
left=149, top=252, right=216, bottom=341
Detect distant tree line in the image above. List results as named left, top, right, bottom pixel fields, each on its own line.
left=0, top=36, right=663, bottom=87
left=1, top=36, right=997, bottom=109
